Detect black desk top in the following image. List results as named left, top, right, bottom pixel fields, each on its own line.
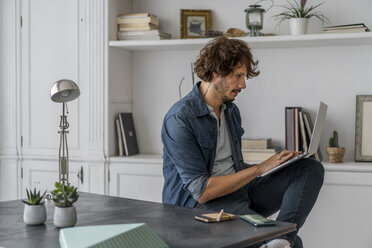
left=0, top=193, right=296, bottom=248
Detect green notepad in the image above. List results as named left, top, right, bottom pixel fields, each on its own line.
left=59, top=223, right=169, bottom=248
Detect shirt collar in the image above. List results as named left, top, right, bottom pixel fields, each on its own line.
left=189, top=81, right=232, bottom=117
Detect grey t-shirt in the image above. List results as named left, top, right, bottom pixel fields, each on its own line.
left=187, top=103, right=236, bottom=201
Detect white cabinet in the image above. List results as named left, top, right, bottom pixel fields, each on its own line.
left=21, top=160, right=83, bottom=196
left=109, top=155, right=163, bottom=203
left=299, top=163, right=372, bottom=248
left=0, top=160, right=19, bottom=201
left=21, top=160, right=105, bottom=197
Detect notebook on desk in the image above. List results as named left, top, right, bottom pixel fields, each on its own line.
left=260, top=102, right=328, bottom=177
left=59, top=223, right=169, bottom=248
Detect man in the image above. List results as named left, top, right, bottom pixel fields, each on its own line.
left=161, top=36, right=324, bottom=248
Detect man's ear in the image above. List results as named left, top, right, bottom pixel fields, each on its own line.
left=212, top=71, right=221, bottom=80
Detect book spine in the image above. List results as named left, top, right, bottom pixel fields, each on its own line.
left=242, top=151, right=276, bottom=162
left=299, top=111, right=308, bottom=152
left=241, top=139, right=269, bottom=149
left=118, top=25, right=158, bottom=31
left=285, top=108, right=294, bottom=151
left=115, top=117, right=124, bottom=156
left=117, top=16, right=159, bottom=25
left=119, top=113, right=139, bottom=156
left=294, top=108, right=299, bottom=152
left=118, top=114, right=129, bottom=156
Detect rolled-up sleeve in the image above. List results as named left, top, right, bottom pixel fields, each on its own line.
left=161, top=114, right=209, bottom=199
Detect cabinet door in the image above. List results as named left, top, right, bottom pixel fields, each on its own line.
left=299, top=171, right=372, bottom=248
left=22, top=160, right=84, bottom=197
left=21, top=0, right=80, bottom=158
left=109, top=162, right=164, bottom=203
left=0, top=160, right=19, bottom=201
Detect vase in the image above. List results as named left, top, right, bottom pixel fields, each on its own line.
left=326, top=147, right=345, bottom=163
left=23, top=204, right=47, bottom=225
left=289, top=18, right=309, bottom=35
left=53, top=206, right=77, bottom=228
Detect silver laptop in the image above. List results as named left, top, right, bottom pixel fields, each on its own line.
left=260, top=102, right=328, bottom=177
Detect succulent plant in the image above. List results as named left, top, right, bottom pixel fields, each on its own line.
left=329, top=130, right=339, bottom=147
left=22, top=188, right=46, bottom=205
left=51, top=182, right=79, bottom=208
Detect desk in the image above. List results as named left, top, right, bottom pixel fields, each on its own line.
left=0, top=193, right=296, bottom=248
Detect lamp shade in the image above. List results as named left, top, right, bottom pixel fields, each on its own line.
left=50, top=79, right=80, bottom=103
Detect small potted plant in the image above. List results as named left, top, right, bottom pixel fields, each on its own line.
left=22, top=188, right=47, bottom=225
left=273, top=0, right=330, bottom=35
left=326, top=130, right=345, bottom=163
left=51, top=182, right=79, bottom=228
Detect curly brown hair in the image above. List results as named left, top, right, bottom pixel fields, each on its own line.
left=194, top=36, right=259, bottom=82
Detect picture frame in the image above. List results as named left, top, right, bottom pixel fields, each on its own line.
left=355, top=95, right=372, bottom=161
left=180, top=9, right=212, bottom=39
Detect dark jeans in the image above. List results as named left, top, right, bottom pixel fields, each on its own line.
left=197, top=158, right=325, bottom=248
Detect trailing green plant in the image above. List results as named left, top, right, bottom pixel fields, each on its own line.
left=22, top=188, right=46, bottom=205
left=273, top=0, right=330, bottom=26
left=51, top=182, right=79, bottom=208
left=329, top=130, right=339, bottom=147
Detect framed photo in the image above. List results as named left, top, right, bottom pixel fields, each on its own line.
left=355, top=95, right=372, bottom=161
left=180, top=9, right=212, bottom=39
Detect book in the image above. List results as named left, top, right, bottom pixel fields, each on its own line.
left=285, top=108, right=294, bottom=151
left=323, top=23, right=368, bottom=30
left=194, top=212, right=235, bottom=223
left=242, top=150, right=277, bottom=162
left=241, top=138, right=271, bottom=149
left=118, top=35, right=171, bottom=40
left=117, top=15, right=159, bottom=26
left=118, top=12, right=157, bottom=18
left=299, top=111, right=308, bottom=153
left=242, top=148, right=278, bottom=153
left=323, top=27, right=369, bottom=33
left=59, top=223, right=169, bottom=248
left=117, top=30, right=171, bottom=40
left=118, top=23, right=158, bottom=31
left=115, top=117, right=124, bottom=156
left=294, top=107, right=300, bottom=152
left=285, top=107, right=302, bottom=151
left=118, top=113, right=139, bottom=156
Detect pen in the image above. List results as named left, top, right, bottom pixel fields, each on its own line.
left=216, top=209, right=224, bottom=222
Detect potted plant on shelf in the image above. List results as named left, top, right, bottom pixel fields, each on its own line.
left=51, top=182, right=79, bottom=228
left=326, top=130, right=345, bottom=163
left=22, top=188, right=47, bottom=225
left=273, top=0, right=330, bottom=35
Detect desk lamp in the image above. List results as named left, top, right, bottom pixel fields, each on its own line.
left=50, top=79, right=80, bottom=184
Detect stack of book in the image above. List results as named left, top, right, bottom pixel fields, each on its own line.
left=117, top=13, right=171, bottom=40
left=323, top=23, right=370, bottom=33
left=285, top=107, right=321, bottom=161
left=115, top=113, right=139, bottom=156
left=241, top=138, right=279, bottom=162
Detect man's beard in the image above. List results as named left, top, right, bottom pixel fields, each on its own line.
left=214, top=78, right=235, bottom=103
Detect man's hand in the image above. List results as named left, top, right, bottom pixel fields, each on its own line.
left=257, top=150, right=302, bottom=175
left=198, top=150, right=301, bottom=204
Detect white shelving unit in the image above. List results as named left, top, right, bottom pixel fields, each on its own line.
left=109, top=32, right=372, bottom=51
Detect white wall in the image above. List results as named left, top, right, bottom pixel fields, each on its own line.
left=133, top=0, right=372, bottom=38
left=130, top=0, right=372, bottom=163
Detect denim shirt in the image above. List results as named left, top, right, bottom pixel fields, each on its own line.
left=161, top=82, right=246, bottom=208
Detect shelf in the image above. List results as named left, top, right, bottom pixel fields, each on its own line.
left=323, top=162, right=372, bottom=173
left=109, top=32, right=372, bottom=51
left=109, top=154, right=162, bottom=164
left=109, top=155, right=372, bottom=174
